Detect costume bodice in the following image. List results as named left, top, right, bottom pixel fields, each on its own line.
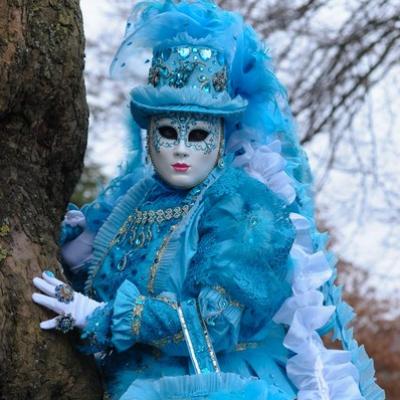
left=85, top=166, right=295, bottom=329
left=61, top=166, right=299, bottom=400
left=90, top=178, right=190, bottom=301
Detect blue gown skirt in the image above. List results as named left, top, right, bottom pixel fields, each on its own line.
left=119, top=372, right=293, bottom=400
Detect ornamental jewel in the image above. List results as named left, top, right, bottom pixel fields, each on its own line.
left=212, top=68, right=228, bottom=92
left=110, top=181, right=205, bottom=256
left=55, top=283, right=74, bottom=304
left=113, top=204, right=191, bottom=252
left=147, top=46, right=228, bottom=95
left=55, top=313, right=75, bottom=333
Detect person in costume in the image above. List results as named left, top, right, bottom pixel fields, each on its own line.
left=32, top=1, right=385, bottom=399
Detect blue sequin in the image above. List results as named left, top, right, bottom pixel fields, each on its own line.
left=202, top=83, right=211, bottom=93
left=217, top=53, right=225, bottom=66
left=199, top=48, right=212, bottom=61
left=177, top=47, right=191, bottom=58
left=161, top=48, right=172, bottom=61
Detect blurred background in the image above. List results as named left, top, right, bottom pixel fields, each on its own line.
left=75, top=1, right=400, bottom=397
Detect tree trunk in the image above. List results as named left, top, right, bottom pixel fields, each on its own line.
left=0, top=1, right=102, bottom=399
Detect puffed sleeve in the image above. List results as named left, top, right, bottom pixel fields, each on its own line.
left=185, top=171, right=296, bottom=352
left=81, top=279, right=184, bottom=354
left=60, top=173, right=140, bottom=291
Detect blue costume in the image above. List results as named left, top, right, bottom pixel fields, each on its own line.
left=63, top=167, right=295, bottom=399
left=59, top=1, right=384, bottom=399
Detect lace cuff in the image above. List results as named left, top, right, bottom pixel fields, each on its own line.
left=81, top=302, right=113, bottom=354
left=198, top=286, right=243, bottom=352
left=111, top=280, right=182, bottom=352
left=111, top=280, right=142, bottom=351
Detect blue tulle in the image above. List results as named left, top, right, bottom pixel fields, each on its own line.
left=119, top=373, right=291, bottom=400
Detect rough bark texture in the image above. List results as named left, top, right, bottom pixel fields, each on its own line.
left=0, top=1, right=102, bottom=399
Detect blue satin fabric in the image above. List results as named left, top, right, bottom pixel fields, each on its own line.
left=61, top=166, right=297, bottom=400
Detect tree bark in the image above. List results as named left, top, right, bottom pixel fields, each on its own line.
left=0, top=1, right=102, bottom=399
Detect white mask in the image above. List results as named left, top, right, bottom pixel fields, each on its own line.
left=148, top=112, right=223, bottom=189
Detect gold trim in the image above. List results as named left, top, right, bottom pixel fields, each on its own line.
left=147, top=224, right=177, bottom=294
left=132, top=295, right=146, bottom=336
left=213, top=285, right=244, bottom=310
left=151, top=331, right=184, bottom=348
left=235, top=342, right=261, bottom=352
left=196, top=300, right=221, bottom=373
left=155, top=295, right=178, bottom=310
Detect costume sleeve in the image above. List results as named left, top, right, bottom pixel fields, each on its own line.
left=81, top=279, right=184, bottom=354
left=185, top=177, right=296, bottom=353
left=60, top=173, right=139, bottom=291
left=81, top=280, right=240, bottom=356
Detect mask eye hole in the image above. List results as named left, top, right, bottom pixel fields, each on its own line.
left=158, top=126, right=178, bottom=140
left=188, top=129, right=209, bottom=142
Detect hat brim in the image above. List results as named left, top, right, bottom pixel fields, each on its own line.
left=130, top=85, right=248, bottom=129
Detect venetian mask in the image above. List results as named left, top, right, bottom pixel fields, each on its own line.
left=148, top=112, right=223, bottom=189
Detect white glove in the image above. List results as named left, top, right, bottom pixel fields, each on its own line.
left=64, top=210, right=86, bottom=228
left=32, top=271, right=104, bottom=331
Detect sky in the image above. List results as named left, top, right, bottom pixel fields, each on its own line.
left=80, top=0, right=400, bottom=308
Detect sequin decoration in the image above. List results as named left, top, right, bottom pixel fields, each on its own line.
left=212, top=68, right=227, bottom=92
left=148, top=65, right=161, bottom=87
left=112, top=203, right=191, bottom=252
left=148, top=58, right=171, bottom=87
left=161, top=48, right=172, bottom=61
left=177, top=46, right=191, bottom=59
left=109, top=177, right=207, bottom=256
left=169, top=61, right=199, bottom=88
left=145, top=45, right=230, bottom=96
left=202, top=83, right=211, bottom=93
left=132, top=295, right=146, bottom=336
left=85, top=170, right=219, bottom=296
left=117, top=255, right=128, bottom=272
left=151, top=331, right=184, bottom=348
left=199, top=48, right=212, bottom=61
left=217, top=52, right=225, bottom=66
left=147, top=225, right=177, bottom=294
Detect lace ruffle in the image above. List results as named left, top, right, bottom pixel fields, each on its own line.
left=119, top=372, right=287, bottom=400
left=273, top=213, right=365, bottom=400
left=81, top=302, right=113, bottom=354
left=228, top=135, right=296, bottom=205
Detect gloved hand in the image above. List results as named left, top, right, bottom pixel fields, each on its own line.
left=60, top=208, right=87, bottom=246
left=64, top=209, right=86, bottom=228
left=32, top=271, right=104, bottom=332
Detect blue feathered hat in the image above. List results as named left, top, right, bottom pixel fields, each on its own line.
left=113, top=0, right=313, bottom=212
left=111, top=0, right=252, bottom=129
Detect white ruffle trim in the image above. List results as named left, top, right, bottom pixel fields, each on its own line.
left=230, top=138, right=296, bottom=205
left=273, top=213, right=365, bottom=400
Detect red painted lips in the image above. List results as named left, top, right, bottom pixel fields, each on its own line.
left=172, top=163, right=190, bottom=172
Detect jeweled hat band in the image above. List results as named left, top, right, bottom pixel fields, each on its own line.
left=148, top=45, right=228, bottom=98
